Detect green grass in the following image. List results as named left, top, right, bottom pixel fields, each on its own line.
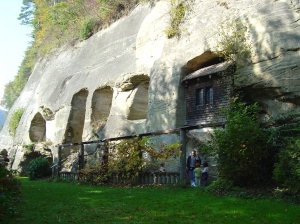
left=7, top=178, right=300, bottom=223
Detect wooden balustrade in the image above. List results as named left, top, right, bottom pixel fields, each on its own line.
left=59, top=171, right=180, bottom=185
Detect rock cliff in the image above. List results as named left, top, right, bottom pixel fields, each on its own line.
left=1, top=0, right=300, bottom=175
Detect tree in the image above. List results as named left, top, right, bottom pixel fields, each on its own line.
left=18, top=0, right=35, bottom=26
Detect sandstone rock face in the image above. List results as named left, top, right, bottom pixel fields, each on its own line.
left=1, top=0, right=300, bottom=176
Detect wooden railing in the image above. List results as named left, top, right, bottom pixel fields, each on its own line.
left=59, top=171, right=180, bottom=185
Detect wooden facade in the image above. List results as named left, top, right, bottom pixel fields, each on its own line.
left=182, top=61, right=234, bottom=126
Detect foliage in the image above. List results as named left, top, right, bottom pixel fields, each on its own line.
left=78, top=162, right=109, bottom=185
left=263, top=120, right=300, bottom=194
left=9, top=108, right=25, bottom=137
left=204, top=178, right=300, bottom=203
left=164, top=0, right=188, bottom=38
left=9, top=178, right=300, bottom=223
left=80, top=18, right=96, bottom=40
left=0, top=166, right=21, bottom=221
left=213, top=18, right=252, bottom=71
left=202, top=100, right=274, bottom=187
left=204, top=178, right=234, bottom=196
left=98, top=0, right=141, bottom=25
left=30, top=0, right=144, bottom=58
left=24, top=143, right=35, bottom=152
left=28, top=157, right=52, bottom=180
left=18, top=0, right=35, bottom=26
left=79, top=136, right=181, bottom=185
left=273, top=138, right=300, bottom=194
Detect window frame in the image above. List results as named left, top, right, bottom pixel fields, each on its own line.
left=196, top=86, right=213, bottom=106
left=206, top=86, right=213, bottom=105
left=196, top=88, right=204, bottom=106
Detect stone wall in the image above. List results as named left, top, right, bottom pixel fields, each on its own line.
left=0, top=0, right=300, bottom=177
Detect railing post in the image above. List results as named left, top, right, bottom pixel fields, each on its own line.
left=180, top=128, right=187, bottom=185
left=57, top=145, right=62, bottom=177
left=79, top=144, right=85, bottom=170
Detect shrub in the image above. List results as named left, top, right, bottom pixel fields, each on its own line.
left=24, top=143, right=35, bottom=152
left=204, top=178, right=234, bottom=196
left=0, top=166, right=21, bottom=220
left=80, top=18, right=95, bottom=40
left=202, top=100, right=274, bottom=187
left=213, top=18, right=252, bottom=72
left=9, top=108, right=25, bottom=137
left=165, top=0, right=187, bottom=38
left=28, top=157, right=52, bottom=180
left=273, top=139, right=300, bottom=194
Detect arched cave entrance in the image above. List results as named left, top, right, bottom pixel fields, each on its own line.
left=181, top=51, right=222, bottom=76
left=91, top=87, right=113, bottom=131
left=64, top=89, right=88, bottom=143
left=127, top=76, right=149, bottom=120
left=29, top=112, right=46, bottom=142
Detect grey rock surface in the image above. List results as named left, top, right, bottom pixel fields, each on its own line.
left=1, top=0, right=300, bottom=174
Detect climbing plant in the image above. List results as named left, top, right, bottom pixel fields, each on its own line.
left=79, top=136, right=181, bottom=185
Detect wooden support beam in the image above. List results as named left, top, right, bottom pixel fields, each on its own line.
left=179, top=128, right=187, bottom=184
left=57, top=145, right=62, bottom=177
left=79, top=144, right=85, bottom=170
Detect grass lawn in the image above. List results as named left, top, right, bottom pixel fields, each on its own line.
left=7, top=178, right=300, bottom=223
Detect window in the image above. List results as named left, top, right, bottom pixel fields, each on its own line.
left=206, top=87, right=213, bottom=104
left=196, top=88, right=204, bottom=105
left=196, top=87, right=213, bottom=106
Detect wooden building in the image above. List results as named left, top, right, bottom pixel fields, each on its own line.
left=182, top=60, right=235, bottom=126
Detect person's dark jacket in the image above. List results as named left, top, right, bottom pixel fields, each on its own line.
left=186, top=155, right=201, bottom=169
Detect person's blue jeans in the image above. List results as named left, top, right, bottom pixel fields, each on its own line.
left=188, top=168, right=195, bottom=186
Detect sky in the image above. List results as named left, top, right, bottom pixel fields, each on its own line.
left=0, top=0, right=32, bottom=111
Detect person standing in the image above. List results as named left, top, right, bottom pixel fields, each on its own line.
left=202, top=161, right=209, bottom=186
left=194, top=162, right=201, bottom=187
left=186, top=149, right=201, bottom=187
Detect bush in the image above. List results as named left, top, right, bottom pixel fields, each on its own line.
left=9, top=108, right=25, bottom=137
left=273, top=139, right=300, bottom=194
left=165, top=1, right=187, bottom=38
left=28, top=157, right=51, bottom=180
left=204, top=178, right=234, bottom=196
left=202, top=101, right=274, bottom=187
left=0, top=166, right=21, bottom=220
left=80, top=18, right=95, bottom=40
left=24, top=143, right=35, bottom=152
left=213, top=18, right=252, bottom=71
